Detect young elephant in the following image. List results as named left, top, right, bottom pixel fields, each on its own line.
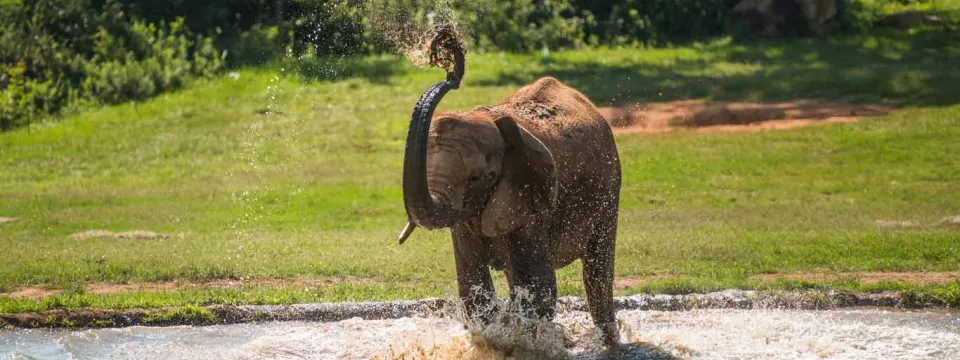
left=398, top=29, right=621, bottom=347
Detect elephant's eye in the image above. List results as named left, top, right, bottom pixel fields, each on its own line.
left=468, top=174, right=482, bottom=184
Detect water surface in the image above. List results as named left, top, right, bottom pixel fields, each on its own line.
left=2, top=308, right=958, bottom=359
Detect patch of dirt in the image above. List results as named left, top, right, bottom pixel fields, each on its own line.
left=69, top=230, right=170, bottom=240
left=68, top=230, right=115, bottom=239
left=84, top=282, right=178, bottom=295
left=875, top=216, right=960, bottom=229
left=0, top=217, right=19, bottom=224
left=756, top=272, right=960, bottom=285
left=938, top=215, right=960, bottom=227
left=611, top=274, right=682, bottom=290
left=554, top=274, right=682, bottom=291
left=113, top=230, right=169, bottom=239
left=875, top=220, right=920, bottom=228
left=4, top=288, right=62, bottom=301
left=599, top=100, right=896, bottom=133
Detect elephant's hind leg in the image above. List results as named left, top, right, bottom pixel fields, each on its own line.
left=582, top=210, right=620, bottom=348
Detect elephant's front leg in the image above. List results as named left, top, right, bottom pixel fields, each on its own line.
left=507, top=226, right=557, bottom=320
left=452, top=224, right=496, bottom=326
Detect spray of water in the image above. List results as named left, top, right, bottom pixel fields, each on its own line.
left=364, top=0, right=468, bottom=69
left=458, top=288, right=572, bottom=359
left=372, top=288, right=599, bottom=360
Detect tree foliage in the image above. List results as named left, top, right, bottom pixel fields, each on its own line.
left=1, top=0, right=938, bottom=129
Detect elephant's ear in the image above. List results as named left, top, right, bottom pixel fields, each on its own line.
left=481, top=116, right=558, bottom=238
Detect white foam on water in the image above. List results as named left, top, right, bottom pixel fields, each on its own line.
left=445, top=288, right=575, bottom=360
left=2, top=309, right=958, bottom=360
left=604, top=309, right=960, bottom=360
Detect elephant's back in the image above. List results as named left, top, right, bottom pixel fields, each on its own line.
left=494, top=77, right=620, bottom=189
left=497, top=76, right=607, bottom=131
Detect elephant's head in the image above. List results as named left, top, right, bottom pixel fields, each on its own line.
left=398, top=26, right=557, bottom=243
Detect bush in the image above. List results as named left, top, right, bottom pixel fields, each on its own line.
left=221, top=25, right=284, bottom=66
left=1, top=63, right=64, bottom=129
left=0, top=0, right=222, bottom=129
left=81, top=18, right=223, bottom=105
left=286, top=0, right=366, bottom=57
left=363, top=0, right=585, bottom=52
left=460, top=0, right=586, bottom=51
left=1, top=1, right=370, bottom=129
left=576, top=0, right=742, bottom=46
left=363, top=0, right=744, bottom=52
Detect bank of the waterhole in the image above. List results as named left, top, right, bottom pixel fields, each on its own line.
left=0, top=289, right=954, bottom=329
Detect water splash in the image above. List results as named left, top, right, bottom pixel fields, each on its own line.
left=3, top=307, right=958, bottom=359
left=364, top=0, right=467, bottom=68
left=418, top=288, right=589, bottom=360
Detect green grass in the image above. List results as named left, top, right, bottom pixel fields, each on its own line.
left=857, top=0, right=960, bottom=17
left=0, top=278, right=957, bottom=315
left=1, top=28, right=959, bottom=313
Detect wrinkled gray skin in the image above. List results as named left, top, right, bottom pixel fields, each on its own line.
left=401, top=77, right=622, bottom=347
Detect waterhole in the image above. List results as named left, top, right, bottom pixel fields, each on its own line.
left=2, top=307, right=957, bottom=360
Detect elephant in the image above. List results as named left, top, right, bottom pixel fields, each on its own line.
left=397, top=26, right=622, bottom=347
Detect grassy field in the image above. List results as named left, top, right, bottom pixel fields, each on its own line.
left=1, top=27, right=959, bottom=313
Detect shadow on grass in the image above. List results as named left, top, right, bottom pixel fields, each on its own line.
left=283, top=55, right=411, bottom=84
left=475, top=27, right=960, bottom=107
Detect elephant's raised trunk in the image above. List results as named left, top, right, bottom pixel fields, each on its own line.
left=399, top=25, right=465, bottom=243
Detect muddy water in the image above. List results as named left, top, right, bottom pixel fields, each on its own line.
left=1, top=308, right=958, bottom=360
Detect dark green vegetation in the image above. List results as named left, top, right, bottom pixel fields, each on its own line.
left=0, top=0, right=225, bottom=128
left=1, top=24, right=959, bottom=313
left=4, top=0, right=959, bottom=129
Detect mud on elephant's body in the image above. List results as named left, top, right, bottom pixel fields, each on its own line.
left=401, top=75, right=622, bottom=346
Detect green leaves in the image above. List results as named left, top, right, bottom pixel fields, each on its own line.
left=1, top=2, right=222, bottom=129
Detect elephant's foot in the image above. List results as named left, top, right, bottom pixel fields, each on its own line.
left=599, top=321, right=621, bottom=349
left=463, top=306, right=497, bottom=329
left=506, top=284, right=557, bottom=325
left=469, top=301, right=500, bottom=328
left=459, top=289, right=501, bottom=330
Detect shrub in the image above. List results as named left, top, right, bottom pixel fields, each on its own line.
left=221, top=25, right=284, bottom=66
left=286, top=0, right=367, bottom=57
left=576, top=0, right=743, bottom=46
left=363, top=0, right=743, bottom=51
left=363, top=0, right=585, bottom=52
left=1, top=63, right=65, bottom=129
left=460, top=0, right=586, bottom=51
left=81, top=18, right=223, bottom=105
left=0, top=0, right=222, bottom=129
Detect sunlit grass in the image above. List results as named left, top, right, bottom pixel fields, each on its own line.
left=858, top=0, right=960, bottom=16
left=1, top=29, right=959, bottom=312
left=1, top=278, right=957, bottom=314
